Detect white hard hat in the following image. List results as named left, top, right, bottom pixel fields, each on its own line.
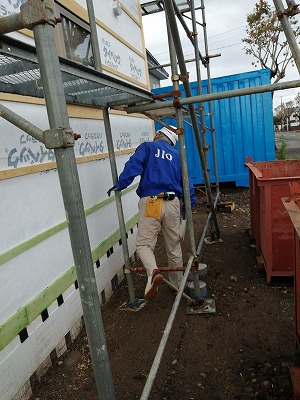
left=157, top=126, right=178, bottom=146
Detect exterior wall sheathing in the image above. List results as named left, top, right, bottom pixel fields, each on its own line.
left=0, top=0, right=151, bottom=399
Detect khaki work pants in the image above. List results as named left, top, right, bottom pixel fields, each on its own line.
left=136, top=196, right=183, bottom=288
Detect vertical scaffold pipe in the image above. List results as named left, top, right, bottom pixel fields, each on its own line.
left=189, top=0, right=217, bottom=240
left=32, top=4, right=115, bottom=399
left=201, top=0, right=220, bottom=194
left=273, top=0, right=300, bottom=73
left=103, top=108, right=136, bottom=305
left=86, top=0, right=136, bottom=306
left=86, top=0, right=102, bottom=72
left=188, top=0, right=207, bottom=164
left=163, top=0, right=220, bottom=239
left=166, top=20, right=195, bottom=254
left=165, top=13, right=201, bottom=298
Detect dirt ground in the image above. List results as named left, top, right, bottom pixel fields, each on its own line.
left=29, top=184, right=299, bottom=400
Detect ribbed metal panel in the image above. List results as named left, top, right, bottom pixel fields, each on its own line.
left=153, top=69, right=275, bottom=187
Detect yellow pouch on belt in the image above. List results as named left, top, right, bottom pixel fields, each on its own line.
left=144, top=196, right=163, bottom=219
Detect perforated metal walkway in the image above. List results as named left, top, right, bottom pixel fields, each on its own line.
left=0, top=35, right=154, bottom=109
left=140, top=0, right=192, bottom=16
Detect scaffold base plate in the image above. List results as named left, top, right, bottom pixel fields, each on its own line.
left=119, top=298, right=147, bottom=312
left=204, top=237, right=223, bottom=245
left=185, top=298, right=216, bottom=315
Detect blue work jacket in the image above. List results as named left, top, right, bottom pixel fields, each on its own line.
left=115, top=139, right=196, bottom=208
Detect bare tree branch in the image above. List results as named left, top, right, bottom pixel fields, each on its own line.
left=242, top=0, right=300, bottom=83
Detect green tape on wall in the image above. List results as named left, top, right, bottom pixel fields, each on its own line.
left=0, top=185, right=138, bottom=350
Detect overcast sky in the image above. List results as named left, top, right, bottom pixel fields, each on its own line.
left=141, top=0, right=299, bottom=110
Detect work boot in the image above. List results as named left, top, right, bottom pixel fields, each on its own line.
left=144, top=269, right=163, bottom=300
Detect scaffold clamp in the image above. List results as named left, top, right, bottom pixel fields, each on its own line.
left=179, top=73, right=190, bottom=83
left=43, top=127, right=76, bottom=149
left=21, top=0, right=59, bottom=29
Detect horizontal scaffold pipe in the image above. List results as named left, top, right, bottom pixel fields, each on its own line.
left=0, top=13, right=25, bottom=34
left=0, top=104, right=44, bottom=143
left=147, top=54, right=221, bottom=70
left=126, top=79, right=300, bottom=113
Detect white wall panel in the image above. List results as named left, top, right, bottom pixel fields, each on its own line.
left=0, top=171, right=65, bottom=253
left=0, top=229, right=73, bottom=322
left=98, top=25, right=147, bottom=85
left=0, top=237, right=136, bottom=400
left=121, top=0, right=140, bottom=20
left=109, top=113, right=153, bottom=149
left=74, top=0, right=142, bottom=51
left=96, top=230, right=136, bottom=286
left=0, top=0, right=149, bottom=397
left=0, top=101, right=51, bottom=170
left=94, top=0, right=143, bottom=52
left=0, top=287, right=83, bottom=400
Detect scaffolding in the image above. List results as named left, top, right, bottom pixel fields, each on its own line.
left=0, top=0, right=300, bottom=399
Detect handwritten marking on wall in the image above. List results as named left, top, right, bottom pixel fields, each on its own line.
left=7, top=146, right=55, bottom=168
left=129, top=56, right=142, bottom=81
left=79, top=141, right=104, bottom=156
left=102, top=39, right=121, bottom=71
left=140, top=131, right=150, bottom=144
left=116, top=131, right=132, bottom=150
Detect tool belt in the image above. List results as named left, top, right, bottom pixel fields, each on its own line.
left=151, top=192, right=176, bottom=201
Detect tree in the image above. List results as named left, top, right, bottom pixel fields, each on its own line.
left=242, top=0, right=300, bottom=83
left=273, top=113, right=281, bottom=130
left=294, top=92, right=300, bottom=122
left=274, top=100, right=296, bottom=130
left=274, top=103, right=285, bottom=130
left=284, top=100, right=296, bottom=130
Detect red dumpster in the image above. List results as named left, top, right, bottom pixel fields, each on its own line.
left=245, top=157, right=300, bottom=283
left=282, top=183, right=300, bottom=399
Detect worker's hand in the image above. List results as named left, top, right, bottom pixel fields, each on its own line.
left=107, top=185, right=119, bottom=197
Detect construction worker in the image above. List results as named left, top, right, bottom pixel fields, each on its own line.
left=107, top=126, right=196, bottom=300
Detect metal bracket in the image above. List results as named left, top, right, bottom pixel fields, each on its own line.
left=43, top=127, right=76, bottom=149
left=204, top=236, right=223, bottom=244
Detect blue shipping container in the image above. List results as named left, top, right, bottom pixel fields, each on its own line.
left=152, top=69, right=275, bottom=187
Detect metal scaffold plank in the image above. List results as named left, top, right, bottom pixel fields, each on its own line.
left=140, top=0, right=193, bottom=15
left=0, top=35, right=153, bottom=108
